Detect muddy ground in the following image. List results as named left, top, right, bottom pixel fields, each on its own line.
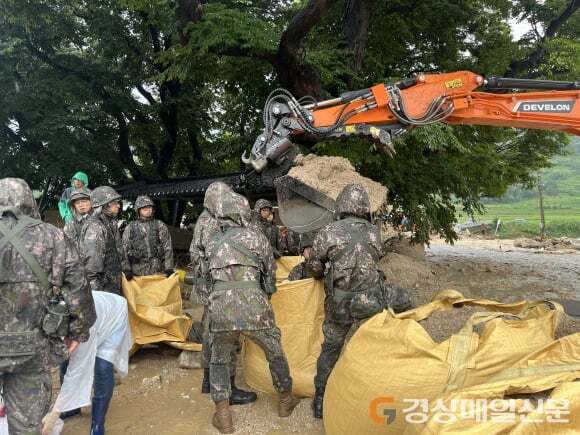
left=59, top=237, right=580, bottom=435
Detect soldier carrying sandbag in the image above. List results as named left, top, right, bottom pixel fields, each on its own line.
left=306, top=183, right=387, bottom=419
left=189, top=182, right=256, bottom=406
left=206, top=189, right=300, bottom=433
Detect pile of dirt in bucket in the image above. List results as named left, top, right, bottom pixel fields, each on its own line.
left=289, top=154, right=387, bottom=212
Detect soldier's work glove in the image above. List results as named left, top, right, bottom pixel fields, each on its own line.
left=165, top=269, right=174, bottom=277
left=125, top=272, right=134, bottom=281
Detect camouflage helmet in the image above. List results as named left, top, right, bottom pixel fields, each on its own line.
left=91, top=186, right=121, bottom=209
left=204, top=182, right=232, bottom=217
left=69, top=187, right=92, bottom=204
left=134, top=195, right=154, bottom=210
left=336, top=183, right=371, bottom=219
left=0, top=178, right=41, bottom=219
left=213, top=191, right=251, bottom=225
left=254, top=198, right=273, bottom=212
left=299, top=232, right=314, bottom=251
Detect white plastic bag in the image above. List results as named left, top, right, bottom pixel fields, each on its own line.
left=0, top=414, right=8, bottom=435
left=0, top=393, right=8, bottom=435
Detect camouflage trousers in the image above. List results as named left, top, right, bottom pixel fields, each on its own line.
left=210, top=327, right=292, bottom=402
left=201, top=306, right=236, bottom=375
left=0, top=358, right=52, bottom=435
left=314, top=318, right=361, bottom=393
left=126, top=258, right=164, bottom=277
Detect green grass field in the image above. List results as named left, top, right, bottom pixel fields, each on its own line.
left=474, top=195, right=580, bottom=239
left=466, top=137, right=580, bottom=239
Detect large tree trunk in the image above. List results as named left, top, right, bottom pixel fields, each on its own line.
left=275, top=0, right=338, bottom=98
left=344, top=0, right=374, bottom=86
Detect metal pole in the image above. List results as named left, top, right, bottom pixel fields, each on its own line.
left=538, top=174, right=546, bottom=241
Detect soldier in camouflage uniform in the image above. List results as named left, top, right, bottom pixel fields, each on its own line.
left=190, top=182, right=256, bottom=405
left=0, top=178, right=96, bottom=434
left=253, top=199, right=286, bottom=258
left=63, top=187, right=92, bottom=249
left=306, top=183, right=386, bottom=419
left=79, top=186, right=123, bottom=295
left=122, top=196, right=174, bottom=279
left=206, top=190, right=299, bottom=433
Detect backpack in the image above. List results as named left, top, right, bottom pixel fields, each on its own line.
left=0, top=207, right=69, bottom=359
left=327, top=217, right=385, bottom=322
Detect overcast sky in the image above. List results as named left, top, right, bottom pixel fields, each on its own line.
left=510, top=18, right=534, bottom=40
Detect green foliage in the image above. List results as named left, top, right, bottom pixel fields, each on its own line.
left=472, top=139, right=580, bottom=239
left=0, top=0, right=577, bottom=232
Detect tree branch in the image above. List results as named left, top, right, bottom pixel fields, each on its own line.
left=25, top=40, right=145, bottom=180
left=506, top=0, right=580, bottom=77
left=185, top=130, right=202, bottom=176
left=112, top=110, right=143, bottom=180
left=177, top=0, right=203, bottom=44
left=544, top=0, right=579, bottom=38
left=136, top=84, right=157, bottom=105
left=275, top=0, right=338, bottom=97
left=156, top=80, right=181, bottom=178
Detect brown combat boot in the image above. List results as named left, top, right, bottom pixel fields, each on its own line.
left=278, top=391, right=301, bottom=417
left=212, top=400, right=234, bottom=434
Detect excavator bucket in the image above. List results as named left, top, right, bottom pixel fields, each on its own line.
left=274, top=175, right=336, bottom=234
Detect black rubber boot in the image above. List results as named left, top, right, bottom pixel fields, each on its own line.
left=229, top=376, right=257, bottom=405
left=312, top=390, right=324, bottom=419
left=60, top=408, right=81, bottom=420
left=201, top=368, right=210, bottom=394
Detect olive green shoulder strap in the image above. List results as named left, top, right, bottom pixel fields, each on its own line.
left=333, top=217, right=379, bottom=263
left=214, top=227, right=261, bottom=269
left=0, top=213, right=50, bottom=288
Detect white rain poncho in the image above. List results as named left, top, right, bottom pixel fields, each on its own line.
left=54, top=291, right=132, bottom=413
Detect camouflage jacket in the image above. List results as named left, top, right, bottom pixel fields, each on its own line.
left=122, top=218, right=173, bottom=276
left=206, top=225, right=277, bottom=332
left=63, top=212, right=91, bottom=250
left=254, top=214, right=286, bottom=258
left=284, top=229, right=302, bottom=256
left=0, top=181, right=96, bottom=371
left=288, top=261, right=312, bottom=281
left=307, top=217, right=384, bottom=322
left=80, top=212, right=123, bottom=294
left=189, top=209, right=220, bottom=305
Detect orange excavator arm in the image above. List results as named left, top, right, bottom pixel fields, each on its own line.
left=244, top=71, right=579, bottom=172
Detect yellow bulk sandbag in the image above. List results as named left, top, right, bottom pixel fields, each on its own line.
left=324, top=290, right=580, bottom=435
left=242, top=261, right=325, bottom=397
left=122, top=274, right=200, bottom=351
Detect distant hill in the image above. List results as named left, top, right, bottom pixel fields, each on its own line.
left=485, top=136, right=580, bottom=203
left=474, top=136, right=580, bottom=238
left=543, top=136, right=580, bottom=197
